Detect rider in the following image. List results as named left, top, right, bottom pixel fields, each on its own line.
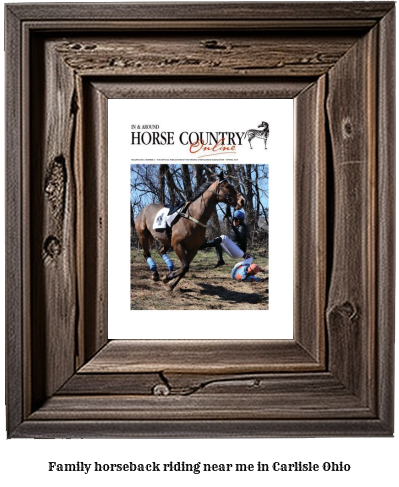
left=231, top=257, right=266, bottom=283
left=199, top=230, right=266, bottom=283
left=200, top=209, right=248, bottom=268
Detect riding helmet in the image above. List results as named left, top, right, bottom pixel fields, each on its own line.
left=233, top=210, right=245, bottom=220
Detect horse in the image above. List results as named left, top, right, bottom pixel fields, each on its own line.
left=135, top=171, right=245, bottom=290
left=246, top=121, right=269, bottom=149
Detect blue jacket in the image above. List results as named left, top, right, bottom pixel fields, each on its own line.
left=231, top=263, right=262, bottom=282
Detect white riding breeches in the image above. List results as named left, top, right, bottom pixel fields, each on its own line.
left=219, top=235, right=245, bottom=259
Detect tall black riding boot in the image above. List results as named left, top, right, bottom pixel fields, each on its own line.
left=214, top=244, right=226, bottom=268
left=199, top=236, right=222, bottom=249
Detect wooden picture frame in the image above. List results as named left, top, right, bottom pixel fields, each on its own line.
left=5, top=2, right=395, bottom=438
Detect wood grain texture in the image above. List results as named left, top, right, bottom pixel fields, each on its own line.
left=79, top=340, right=320, bottom=374
left=5, top=5, right=24, bottom=436
left=32, top=371, right=374, bottom=422
left=13, top=418, right=391, bottom=439
left=326, top=26, right=377, bottom=405
left=294, top=76, right=326, bottom=363
left=80, top=81, right=109, bottom=363
left=375, top=7, right=396, bottom=432
left=92, top=78, right=312, bottom=100
left=30, top=37, right=78, bottom=407
left=5, top=2, right=395, bottom=438
left=53, top=34, right=360, bottom=78
left=58, top=372, right=163, bottom=395
left=86, top=76, right=325, bottom=371
left=60, top=371, right=354, bottom=397
left=29, top=393, right=371, bottom=421
left=7, top=2, right=394, bottom=23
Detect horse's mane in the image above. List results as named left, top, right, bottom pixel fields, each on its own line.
left=188, top=180, right=213, bottom=202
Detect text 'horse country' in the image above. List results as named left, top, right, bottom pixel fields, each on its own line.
left=135, top=172, right=245, bottom=290
left=246, top=121, right=269, bottom=149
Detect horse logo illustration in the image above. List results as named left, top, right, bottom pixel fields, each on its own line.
left=246, top=121, right=269, bottom=149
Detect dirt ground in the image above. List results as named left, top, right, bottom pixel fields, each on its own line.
left=131, top=248, right=269, bottom=310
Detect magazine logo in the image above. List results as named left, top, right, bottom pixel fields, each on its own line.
left=246, top=121, right=269, bottom=149
left=189, top=137, right=237, bottom=158
left=130, top=121, right=269, bottom=156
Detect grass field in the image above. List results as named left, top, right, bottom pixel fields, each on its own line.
left=131, top=247, right=269, bottom=311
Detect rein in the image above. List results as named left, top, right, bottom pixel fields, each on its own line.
left=178, top=200, right=207, bottom=227
left=179, top=180, right=237, bottom=228
left=179, top=210, right=207, bottom=228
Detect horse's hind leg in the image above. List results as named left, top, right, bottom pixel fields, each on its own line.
left=138, top=228, right=160, bottom=282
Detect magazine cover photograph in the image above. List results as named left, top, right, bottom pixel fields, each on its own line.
left=131, top=163, right=269, bottom=310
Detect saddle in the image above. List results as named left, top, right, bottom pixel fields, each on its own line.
left=153, top=202, right=188, bottom=235
left=164, top=201, right=185, bottom=216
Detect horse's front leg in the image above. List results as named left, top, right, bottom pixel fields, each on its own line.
left=166, top=248, right=199, bottom=291
left=158, top=245, right=174, bottom=271
left=162, top=243, right=188, bottom=285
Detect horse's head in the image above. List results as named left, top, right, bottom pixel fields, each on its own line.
left=211, top=171, right=245, bottom=210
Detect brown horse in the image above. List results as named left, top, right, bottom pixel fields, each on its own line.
left=135, top=172, right=245, bottom=290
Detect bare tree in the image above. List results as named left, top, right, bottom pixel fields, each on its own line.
left=164, top=165, right=179, bottom=206
left=194, top=164, right=205, bottom=190
left=181, top=164, right=193, bottom=199
left=130, top=163, right=269, bottom=251
left=204, top=165, right=221, bottom=239
left=158, top=164, right=167, bottom=204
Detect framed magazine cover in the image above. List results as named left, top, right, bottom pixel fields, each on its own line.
left=109, top=98, right=292, bottom=339
left=5, top=2, right=395, bottom=437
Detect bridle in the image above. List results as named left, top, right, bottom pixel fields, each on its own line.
left=207, top=179, right=238, bottom=205
left=179, top=178, right=241, bottom=228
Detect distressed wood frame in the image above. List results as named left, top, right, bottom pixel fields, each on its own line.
left=5, top=2, right=395, bottom=438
